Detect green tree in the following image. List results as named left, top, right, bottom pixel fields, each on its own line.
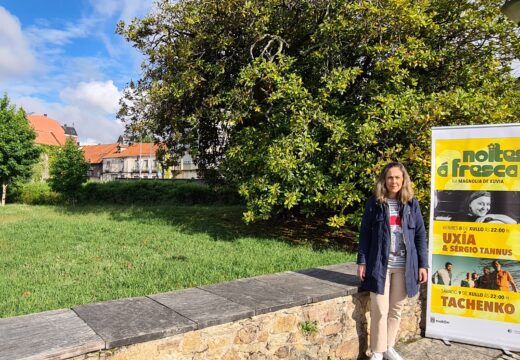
left=118, top=0, right=520, bottom=228
left=0, top=94, right=40, bottom=206
left=49, top=138, right=89, bottom=204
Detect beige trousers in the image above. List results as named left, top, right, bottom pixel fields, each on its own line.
left=370, top=267, right=407, bottom=353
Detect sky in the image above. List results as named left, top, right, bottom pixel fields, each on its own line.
left=0, top=0, right=155, bottom=144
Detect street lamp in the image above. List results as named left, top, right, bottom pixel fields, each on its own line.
left=502, top=0, right=520, bottom=24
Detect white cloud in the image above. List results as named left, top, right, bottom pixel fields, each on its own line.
left=89, top=0, right=154, bottom=21
left=14, top=96, right=124, bottom=144
left=0, top=7, right=36, bottom=79
left=2, top=1, right=155, bottom=144
left=60, top=80, right=121, bottom=114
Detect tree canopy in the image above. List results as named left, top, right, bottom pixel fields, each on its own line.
left=117, top=0, right=520, bottom=227
left=49, top=138, right=89, bottom=203
left=0, top=94, right=40, bottom=206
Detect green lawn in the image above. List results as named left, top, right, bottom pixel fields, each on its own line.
left=0, top=204, right=355, bottom=318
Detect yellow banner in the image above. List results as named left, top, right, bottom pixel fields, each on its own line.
left=432, top=222, right=520, bottom=260
left=431, top=285, right=520, bottom=324
left=434, top=138, right=520, bottom=191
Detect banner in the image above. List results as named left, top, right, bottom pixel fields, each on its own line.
left=426, top=124, right=520, bottom=351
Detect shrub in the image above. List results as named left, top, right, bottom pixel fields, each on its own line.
left=9, top=180, right=242, bottom=206
left=77, top=180, right=242, bottom=205
left=8, top=182, right=61, bottom=205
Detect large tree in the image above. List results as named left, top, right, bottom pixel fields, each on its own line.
left=49, top=138, right=89, bottom=204
left=118, top=0, right=520, bottom=227
left=0, top=95, right=40, bottom=206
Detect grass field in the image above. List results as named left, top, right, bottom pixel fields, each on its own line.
left=0, top=204, right=355, bottom=318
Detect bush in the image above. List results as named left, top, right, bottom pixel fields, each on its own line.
left=8, top=180, right=242, bottom=206
left=8, top=182, right=61, bottom=205
left=77, top=180, right=242, bottom=205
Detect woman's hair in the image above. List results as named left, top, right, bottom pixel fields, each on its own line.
left=465, top=191, right=491, bottom=215
left=374, top=162, right=414, bottom=204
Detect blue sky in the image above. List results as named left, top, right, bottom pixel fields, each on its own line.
left=0, top=0, right=154, bottom=144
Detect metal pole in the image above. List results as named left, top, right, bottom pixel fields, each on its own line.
left=149, top=143, right=152, bottom=177
left=139, top=138, right=142, bottom=178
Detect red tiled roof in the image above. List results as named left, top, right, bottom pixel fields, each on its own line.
left=104, top=143, right=159, bottom=158
left=27, top=115, right=67, bottom=146
left=81, top=143, right=119, bottom=164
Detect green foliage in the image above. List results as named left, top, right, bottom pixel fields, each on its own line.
left=31, top=145, right=60, bottom=182
left=7, top=182, right=62, bottom=205
left=118, top=0, right=520, bottom=228
left=10, top=180, right=242, bottom=206
left=0, top=94, right=40, bottom=205
left=49, top=139, right=89, bottom=203
left=78, top=180, right=241, bottom=205
left=298, top=320, right=318, bottom=335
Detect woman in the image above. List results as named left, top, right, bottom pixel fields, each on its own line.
left=357, top=162, right=428, bottom=360
left=459, top=191, right=516, bottom=224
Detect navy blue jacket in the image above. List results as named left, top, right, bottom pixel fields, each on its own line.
left=357, top=196, right=428, bottom=297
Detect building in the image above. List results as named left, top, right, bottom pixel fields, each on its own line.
left=26, top=114, right=78, bottom=180
left=27, top=114, right=67, bottom=146
left=101, top=143, right=160, bottom=180
left=81, top=143, right=119, bottom=180
left=174, top=153, right=198, bottom=179
left=62, top=124, right=78, bottom=143
left=82, top=140, right=199, bottom=181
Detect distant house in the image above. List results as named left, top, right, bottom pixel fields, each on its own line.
left=27, top=114, right=67, bottom=146
left=81, top=143, right=119, bottom=180
left=26, top=114, right=78, bottom=180
left=101, top=143, right=160, bottom=181
left=174, top=153, right=198, bottom=179
left=62, top=124, right=78, bottom=143
left=82, top=139, right=199, bottom=181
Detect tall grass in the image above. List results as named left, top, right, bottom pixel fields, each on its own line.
left=0, top=204, right=354, bottom=318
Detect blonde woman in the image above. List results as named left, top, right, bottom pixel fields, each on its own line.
left=357, top=162, right=428, bottom=360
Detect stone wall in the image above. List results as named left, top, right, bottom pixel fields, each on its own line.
left=73, top=291, right=424, bottom=360
left=1, top=263, right=426, bottom=360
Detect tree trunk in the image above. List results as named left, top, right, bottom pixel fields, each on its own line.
left=1, top=182, right=6, bottom=206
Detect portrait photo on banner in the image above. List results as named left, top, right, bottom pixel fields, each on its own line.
left=433, top=190, right=520, bottom=224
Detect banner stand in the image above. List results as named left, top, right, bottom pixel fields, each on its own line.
left=426, top=124, right=520, bottom=352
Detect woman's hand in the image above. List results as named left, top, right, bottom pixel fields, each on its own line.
left=476, top=214, right=517, bottom=224
left=418, top=268, right=428, bottom=284
left=357, top=264, right=366, bottom=281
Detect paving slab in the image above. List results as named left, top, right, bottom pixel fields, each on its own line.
left=73, top=296, right=196, bottom=348
left=199, top=277, right=308, bottom=315
left=0, top=309, right=104, bottom=360
left=254, top=271, right=350, bottom=303
left=394, top=337, right=519, bottom=360
left=296, top=263, right=361, bottom=295
left=149, top=288, right=255, bottom=329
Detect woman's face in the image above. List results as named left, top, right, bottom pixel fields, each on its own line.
left=385, top=167, right=404, bottom=199
left=469, top=195, right=491, bottom=217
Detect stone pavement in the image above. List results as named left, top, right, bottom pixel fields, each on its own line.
left=395, top=337, right=520, bottom=360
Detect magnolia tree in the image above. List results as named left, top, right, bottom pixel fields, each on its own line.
left=118, top=0, right=520, bottom=228
left=0, top=95, right=40, bottom=206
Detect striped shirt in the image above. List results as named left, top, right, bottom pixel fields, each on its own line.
left=387, top=199, right=406, bottom=268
